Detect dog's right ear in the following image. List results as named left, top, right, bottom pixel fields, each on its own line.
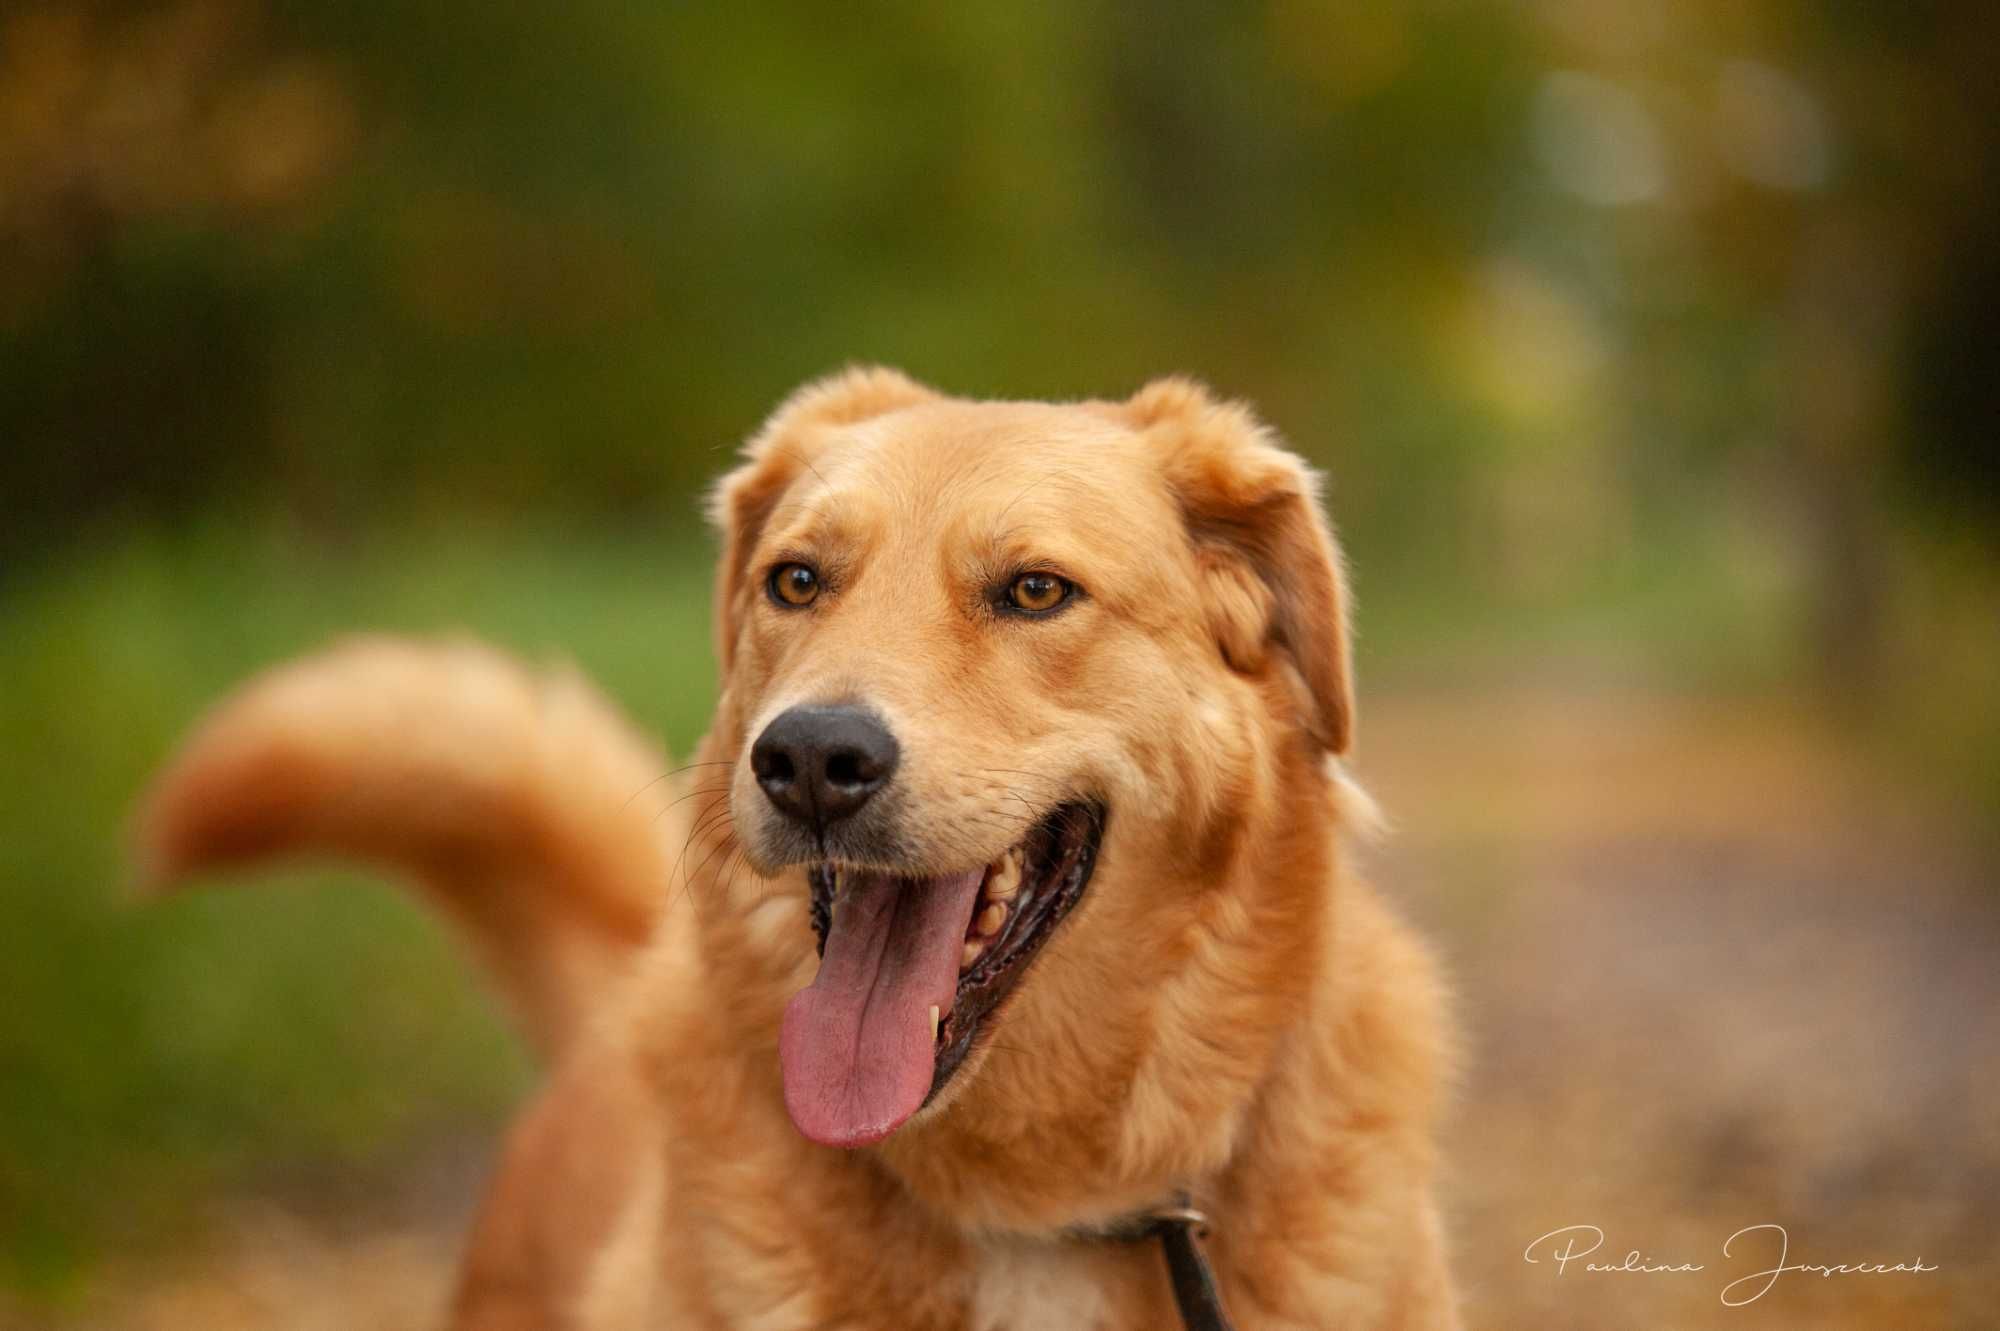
left=707, top=367, right=937, bottom=674
left=1130, top=377, right=1357, bottom=755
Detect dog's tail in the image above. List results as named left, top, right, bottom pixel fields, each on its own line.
left=131, top=637, right=688, bottom=1058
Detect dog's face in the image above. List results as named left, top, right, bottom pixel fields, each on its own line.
left=708, top=370, right=1355, bottom=1187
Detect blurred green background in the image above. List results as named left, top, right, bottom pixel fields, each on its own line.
left=4, top=1, right=1998, bottom=1325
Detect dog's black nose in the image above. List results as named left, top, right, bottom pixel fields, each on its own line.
left=750, top=705, right=899, bottom=830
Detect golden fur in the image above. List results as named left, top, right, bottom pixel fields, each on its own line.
left=135, top=369, right=1460, bottom=1329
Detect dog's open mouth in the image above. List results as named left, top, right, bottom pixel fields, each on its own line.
left=777, top=802, right=1104, bottom=1149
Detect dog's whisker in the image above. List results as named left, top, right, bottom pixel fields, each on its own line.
left=620, top=761, right=735, bottom=813
left=664, top=798, right=739, bottom=923
left=973, top=766, right=1064, bottom=782
left=652, top=788, right=731, bottom=830
left=683, top=819, right=744, bottom=899
left=648, top=779, right=735, bottom=830
left=766, top=442, right=833, bottom=493
left=665, top=794, right=735, bottom=887
left=680, top=801, right=738, bottom=865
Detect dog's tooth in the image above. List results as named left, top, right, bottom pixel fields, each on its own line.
left=961, top=940, right=983, bottom=969
left=987, top=856, right=1021, bottom=902
left=929, top=1004, right=940, bottom=1040
left=975, top=902, right=1006, bottom=937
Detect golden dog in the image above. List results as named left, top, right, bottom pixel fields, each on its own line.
left=136, top=369, right=1460, bottom=1329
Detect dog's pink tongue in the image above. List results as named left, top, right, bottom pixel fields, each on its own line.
left=780, top=868, right=983, bottom=1148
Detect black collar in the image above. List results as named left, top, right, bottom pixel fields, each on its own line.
left=1071, top=1194, right=1237, bottom=1331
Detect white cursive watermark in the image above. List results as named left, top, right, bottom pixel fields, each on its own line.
left=1522, top=1223, right=1939, bottom=1306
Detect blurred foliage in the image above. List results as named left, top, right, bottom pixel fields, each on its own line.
left=6, top=0, right=1994, bottom=580
left=2, top=0, right=1998, bottom=1297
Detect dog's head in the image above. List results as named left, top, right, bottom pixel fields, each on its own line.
left=707, top=368, right=1357, bottom=1212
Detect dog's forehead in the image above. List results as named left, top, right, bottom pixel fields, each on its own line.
left=810, top=398, right=1155, bottom=517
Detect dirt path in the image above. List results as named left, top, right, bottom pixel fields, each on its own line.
left=1359, top=689, right=1998, bottom=1329
left=14, top=689, right=1995, bottom=1329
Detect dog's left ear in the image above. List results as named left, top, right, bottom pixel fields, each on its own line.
left=1131, top=378, right=1356, bottom=755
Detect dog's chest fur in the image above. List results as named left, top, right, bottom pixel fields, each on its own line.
left=629, top=1200, right=1176, bottom=1331
left=965, top=1235, right=1149, bottom=1331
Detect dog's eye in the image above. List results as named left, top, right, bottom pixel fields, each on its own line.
left=768, top=562, right=821, bottom=608
left=1006, top=572, right=1071, bottom=613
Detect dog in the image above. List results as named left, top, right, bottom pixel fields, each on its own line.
left=135, top=369, right=1461, bottom=1329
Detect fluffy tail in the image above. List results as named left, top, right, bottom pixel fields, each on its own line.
left=132, top=637, right=685, bottom=1058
